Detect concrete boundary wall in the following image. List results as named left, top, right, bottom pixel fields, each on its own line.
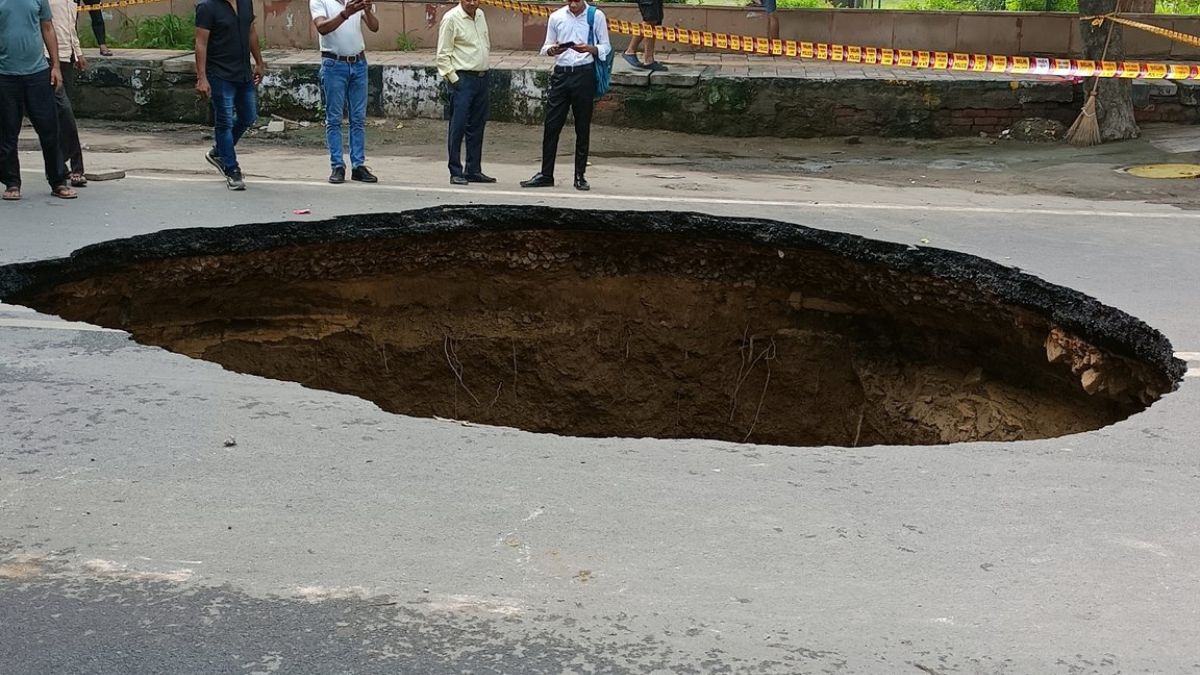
left=94, top=1, right=1200, bottom=60
left=69, top=50, right=1200, bottom=139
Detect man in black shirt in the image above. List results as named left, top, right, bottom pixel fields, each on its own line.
left=195, top=0, right=264, bottom=191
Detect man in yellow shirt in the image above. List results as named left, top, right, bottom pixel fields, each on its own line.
left=436, top=0, right=494, bottom=185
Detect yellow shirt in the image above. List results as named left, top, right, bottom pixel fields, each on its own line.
left=435, top=4, right=489, bottom=85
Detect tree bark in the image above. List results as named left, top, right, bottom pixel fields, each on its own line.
left=1124, top=0, right=1155, bottom=12
left=1079, top=0, right=1140, bottom=141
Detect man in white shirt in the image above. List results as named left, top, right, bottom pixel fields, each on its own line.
left=49, top=0, right=87, bottom=187
left=520, top=0, right=610, bottom=191
left=310, top=0, right=379, bottom=184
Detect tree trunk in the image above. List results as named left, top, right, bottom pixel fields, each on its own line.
left=1124, top=0, right=1155, bottom=12
left=1079, top=0, right=1140, bottom=141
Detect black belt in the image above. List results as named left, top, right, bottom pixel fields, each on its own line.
left=458, top=70, right=489, bottom=77
left=554, top=63, right=593, bottom=73
left=321, top=51, right=364, bottom=63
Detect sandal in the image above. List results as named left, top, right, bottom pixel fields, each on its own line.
left=99, top=46, right=113, bottom=56
left=2, top=185, right=19, bottom=201
left=69, top=172, right=88, bottom=187
left=51, top=184, right=77, bottom=199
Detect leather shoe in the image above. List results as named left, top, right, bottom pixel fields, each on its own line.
left=520, top=173, right=554, bottom=188
left=465, top=173, right=496, bottom=183
left=574, top=175, right=590, bottom=191
left=450, top=175, right=469, bottom=185
left=351, top=166, right=378, bottom=183
left=329, top=166, right=345, bottom=184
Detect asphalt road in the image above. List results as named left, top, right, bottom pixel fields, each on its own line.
left=1, top=135, right=1199, bottom=675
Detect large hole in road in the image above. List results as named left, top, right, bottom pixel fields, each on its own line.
left=0, top=206, right=1185, bottom=447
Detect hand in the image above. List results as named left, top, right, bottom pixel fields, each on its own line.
left=75, top=54, right=88, bottom=71
left=344, top=0, right=366, bottom=15
left=570, top=44, right=597, bottom=56
left=253, top=62, right=264, bottom=86
left=49, top=66, right=63, bottom=89
left=548, top=43, right=566, bottom=56
left=196, top=76, right=211, bottom=97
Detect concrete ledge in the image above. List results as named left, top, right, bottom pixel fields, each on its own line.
left=69, top=48, right=1200, bottom=138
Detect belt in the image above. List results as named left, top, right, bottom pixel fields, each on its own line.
left=458, top=70, right=489, bottom=77
left=554, top=63, right=593, bottom=73
left=321, top=51, right=364, bottom=63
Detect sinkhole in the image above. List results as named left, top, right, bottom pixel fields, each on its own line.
left=0, top=206, right=1184, bottom=447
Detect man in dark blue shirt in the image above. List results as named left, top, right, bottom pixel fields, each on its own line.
left=195, top=0, right=264, bottom=191
left=0, top=0, right=76, bottom=200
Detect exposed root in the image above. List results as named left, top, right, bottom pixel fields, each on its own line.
left=443, top=334, right=481, bottom=406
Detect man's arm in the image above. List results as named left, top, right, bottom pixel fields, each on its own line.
left=362, top=2, right=378, bottom=32
left=39, top=20, right=63, bottom=88
left=248, top=20, right=264, bottom=84
left=435, top=15, right=458, bottom=84
left=194, top=28, right=211, bottom=95
left=540, top=14, right=563, bottom=57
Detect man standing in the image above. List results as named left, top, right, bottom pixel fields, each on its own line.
left=436, top=0, right=494, bottom=186
left=0, top=0, right=76, bottom=201
left=50, top=0, right=89, bottom=188
left=195, top=0, right=265, bottom=191
left=520, top=0, right=610, bottom=192
left=622, top=0, right=666, bottom=72
left=311, top=0, right=378, bottom=184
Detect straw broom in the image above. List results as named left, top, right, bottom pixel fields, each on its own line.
left=1066, top=10, right=1119, bottom=146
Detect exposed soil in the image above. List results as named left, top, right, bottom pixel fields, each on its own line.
left=0, top=207, right=1182, bottom=447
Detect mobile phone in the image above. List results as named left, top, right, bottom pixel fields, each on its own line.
left=558, top=41, right=576, bottom=49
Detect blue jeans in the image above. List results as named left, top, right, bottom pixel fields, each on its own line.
left=209, top=76, right=257, bottom=176
left=320, top=57, right=367, bottom=170
left=447, top=73, right=490, bottom=178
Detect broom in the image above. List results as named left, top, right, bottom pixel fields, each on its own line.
left=1066, top=10, right=1119, bottom=146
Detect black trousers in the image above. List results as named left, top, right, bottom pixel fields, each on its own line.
left=81, top=0, right=107, bottom=45
left=447, top=72, right=489, bottom=178
left=540, top=67, right=594, bottom=179
left=0, top=69, right=65, bottom=190
left=56, top=61, right=84, bottom=174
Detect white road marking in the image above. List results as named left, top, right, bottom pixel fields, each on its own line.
left=120, top=172, right=1200, bottom=220
left=0, top=318, right=123, bottom=333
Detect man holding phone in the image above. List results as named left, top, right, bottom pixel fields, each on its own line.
left=311, top=0, right=379, bottom=184
left=520, top=0, right=610, bottom=191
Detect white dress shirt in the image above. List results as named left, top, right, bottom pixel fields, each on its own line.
left=539, top=3, right=610, bottom=68
left=310, top=0, right=368, bottom=56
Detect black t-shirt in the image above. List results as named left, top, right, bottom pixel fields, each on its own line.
left=195, top=0, right=255, bottom=83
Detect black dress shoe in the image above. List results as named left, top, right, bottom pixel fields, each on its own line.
left=574, top=175, right=590, bottom=191
left=520, top=173, right=554, bottom=188
left=351, top=166, right=378, bottom=183
left=329, top=166, right=345, bottom=184
left=450, top=175, right=469, bottom=185
left=465, top=173, right=496, bottom=183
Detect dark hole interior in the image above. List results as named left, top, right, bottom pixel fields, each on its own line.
left=0, top=207, right=1183, bottom=447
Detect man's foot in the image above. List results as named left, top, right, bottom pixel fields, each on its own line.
left=329, top=166, right=346, bottom=184
left=622, top=53, right=643, bottom=68
left=351, top=166, right=378, bottom=183
left=2, top=185, right=20, bottom=201
left=226, top=170, right=246, bottom=191
left=51, top=184, right=78, bottom=199
left=574, top=176, right=590, bottom=191
left=645, top=61, right=669, bottom=72
left=69, top=172, right=87, bottom=188
left=450, top=175, right=469, bottom=185
left=465, top=173, right=496, bottom=183
left=205, top=149, right=223, bottom=173
left=99, top=45, right=113, bottom=56
left=520, top=173, right=554, bottom=188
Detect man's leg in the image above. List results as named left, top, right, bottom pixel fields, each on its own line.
left=231, top=80, right=257, bottom=147
left=643, top=28, right=658, bottom=66
left=0, top=74, right=24, bottom=191
left=56, top=62, right=84, bottom=175
left=84, top=0, right=109, bottom=51
left=347, top=59, right=367, bottom=170
left=624, top=34, right=644, bottom=60
left=464, top=74, right=489, bottom=176
left=209, top=76, right=237, bottom=174
left=321, top=60, right=348, bottom=170
left=764, top=0, right=779, bottom=42
left=539, top=72, right=572, bottom=178
left=22, top=70, right=66, bottom=189
left=446, top=77, right=470, bottom=178
left=569, top=70, right=594, bottom=180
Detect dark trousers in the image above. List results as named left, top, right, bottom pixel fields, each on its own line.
left=447, top=72, right=489, bottom=178
left=0, top=69, right=65, bottom=190
left=540, top=67, right=594, bottom=179
left=81, top=0, right=107, bottom=45
left=56, top=62, right=84, bottom=174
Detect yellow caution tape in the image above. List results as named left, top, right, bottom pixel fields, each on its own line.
left=1085, top=14, right=1200, bottom=49
left=482, top=0, right=1200, bottom=80
left=77, top=0, right=170, bottom=13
